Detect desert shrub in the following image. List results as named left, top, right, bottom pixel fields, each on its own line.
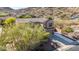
left=4, top=17, right=16, bottom=25
left=61, top=27, right=74, bottom=33
left=0, top=24, right=49, bottom=51
left=47, top=16, right=53, bottom=20
left=0, top=15, right=6, bottom=17
left=0, top=12, right=8, bottom=17
left=54, top=20, right=73, bottom=29
left=19, top=14, right=25, bottom=18
left=18, top=14, right=35, bottom=18
left=0, top=20, right=5, bottom=25
left=0, top=20, right=3, bottom=25
left=65, top=27, right=73, bottom=33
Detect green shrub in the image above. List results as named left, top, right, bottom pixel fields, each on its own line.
left=0, top=15, right=6, bottom=17
left=47, top=16, right=53, bottom=20
left=18, top=14, right=35, bottom=18
left=18, top=14, right=26, bottom=18
left=4, top=17, right=16, bottom=25
left=0, top=12, right=8, bottom=17
left=24, top=15, right=32, bottom=18
left=0, top=24, right=49, bottom=51
left=61, top=27, right=74, bottom=33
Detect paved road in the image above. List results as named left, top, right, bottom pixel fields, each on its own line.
left=66, top=46, right=79, bottom=51
left=49, top=32, right=79, bottom=51
left=16, top=18, right=48, bottom=23
left=50, top=32, right=79, bottom=45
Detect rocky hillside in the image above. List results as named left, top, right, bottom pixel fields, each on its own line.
left=0, top=7, right=13, bottom=12
left=1, top=7, right=79, bottom=19
left=53, top=7, right=79, bottom=20
left=14, top=7, right=79, bottom=19
left=14, top=7, right=54, bottom=18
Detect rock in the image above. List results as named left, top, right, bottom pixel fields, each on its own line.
left=6, top=43, right=16, bottom=51
left=73, top=32, right=79, bottom=40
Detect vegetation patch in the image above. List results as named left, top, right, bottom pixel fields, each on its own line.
left=61, top=26, right=74, bottom=34
left=18, top=14, right=36, bottom=18
left=0, top=12, right=8, bottom=17
left=4, top=17, right=16, bottom=25
left=0, top=24, right=49, bottom=51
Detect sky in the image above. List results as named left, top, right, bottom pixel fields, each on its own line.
left=0, top=0, right=79, bottom=7
left=11, top=7, right=27, bottom=9
left=0, top=0, right=79, bottom=9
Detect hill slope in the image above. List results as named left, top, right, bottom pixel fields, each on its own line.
left=1, top=7, right=79, bottom=19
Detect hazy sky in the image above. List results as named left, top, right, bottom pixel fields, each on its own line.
left=11, top=7, right=27, bottom=9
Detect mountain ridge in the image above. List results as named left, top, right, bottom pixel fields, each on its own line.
left=0, top=7, right=79, bottom=19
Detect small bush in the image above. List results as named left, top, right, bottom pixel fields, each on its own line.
left=61, top=27, right=74, bottom=33
left=0, top=15, right=6, bottom=17
left=0, top=20, right=3, bottom=25
left=0, top=12, right=8, bottom=17
left=18, top=14, right=35, bottom=18
left=47, top=16, right=53, bottom=20
left=4, top=17, right=16, bottom=25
